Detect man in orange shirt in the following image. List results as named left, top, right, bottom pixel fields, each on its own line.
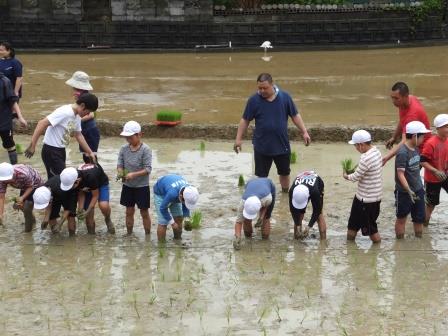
left=383, top=82, right=431, bottom=165
left=421, top=114, right=448, bottom=224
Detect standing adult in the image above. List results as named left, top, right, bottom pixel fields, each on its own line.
left=383, top=82, right=430, bottom=165
left=0, top=42, right=23, bottom=102
left=65, top=71, right=100, bottom=163
left=234, top=73, right=311, bottom=192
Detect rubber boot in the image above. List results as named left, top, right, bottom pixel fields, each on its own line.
left=23, top=201, right=35, bottom=232
left=8, top=150, right=18, bottom=165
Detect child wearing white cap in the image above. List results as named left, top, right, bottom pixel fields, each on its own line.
left=0, top=162, right=44, bottom=231
left=153, top=174, right=199, bottom=242
left=420, top=114, right=448, bottom=225
left=117, top=121, right=152, bottom=235
left=343, top=129, right=383, bottom=243
left=394, top=121, right=431, bottom=239
left=289, top=171, right=326, bottom=240
left=233, top=177, right=276, bottom=250
left=33, top=167, right=80, bottom=235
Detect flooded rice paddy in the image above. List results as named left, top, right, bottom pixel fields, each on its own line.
left=20, top=45, right=448, bottom=127
left=1, top=135, right=448, bottom=335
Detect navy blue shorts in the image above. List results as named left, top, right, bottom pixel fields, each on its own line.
left=395, top=189, right=425, bottom=223
left=254, top=151, right=291, bottom=177
left=120, top=185, right=150, bottom=209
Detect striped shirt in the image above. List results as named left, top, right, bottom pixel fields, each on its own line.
left=347, top=146, right=382, bottom=203
left=0, top=164, right=44, bottom=194
left=117, top=142, right=152, bottom=188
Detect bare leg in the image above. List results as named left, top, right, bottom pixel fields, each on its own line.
left=395, top=217, right=407, bottom=239
left=347, top=229, right=357, bottom=241
left=157, top=224, right=167, bottom=242
left=172, top=216, right=183, bottom=239
left=140, top=209, right=151, bottom=235
left=424, top=204, right=435, bottom=226
left=370, top=232, right=381, bottom=243
left=414, top=222, right=423, bottom=238
left=99, top=201, right=115, bottom=234
left=23, top=200, right=35, bottom=232
left=279, top=175, right=290, bottom=193
left=317, top=214, right=327, bottom=240
left=68, top=217, right=76, bottom=236
left=243, top=219, right=253, bottom=238
left=85, top=210, right=95, bottom=234
left=261, top=218, right=270, bottom=239
left=126, top=207, right=135, bottom=234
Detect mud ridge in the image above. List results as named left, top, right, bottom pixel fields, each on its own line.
left=16, top=120, right=395, bottom=142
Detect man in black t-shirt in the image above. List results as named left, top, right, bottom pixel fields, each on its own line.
left=289, top=171, right=327, bottom=240
left=77, top=163, right=114, bottom=234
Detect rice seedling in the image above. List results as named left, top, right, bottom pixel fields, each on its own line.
left=199, top=141, right=205, bottom=151
left=275, top=303, right=282, bottom=322
left=132, top=292, right=140, bottom=319
left=258, top=306, right=268, bottom=324
left=156, top=110, right=182, bottom=122
left=169, top=296, right=174, bottom=307
left=300, top=311, right=308, bottom=325
left=191, top=211, right=202, bottom=229
left=149, top=294, right=157, bottom=305
left=15, top=143, right=24, bottom=154
left=341, top=158, right=357, bottom=174
left=238, top=174, right=245, bottom=187
left=116, top=169, right=129, bottom=182
left=290, top=151, right=297, bottom=164
left=225, top=305, right=232, bottom=325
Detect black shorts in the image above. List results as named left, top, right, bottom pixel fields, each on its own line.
left=254, top=151, right=291, bottom=177
left=347, top=196, right=380, bottom=236
left=0, top=130, right=15, bottom=150
left=395, top=189, right=425, bottom=223
left=42, top=144, right=66, bottom=179
left=49, top=192, right=78, bottom=220
left=425, top=181, right=448, bottom=207
left=120, top=185, right=150, bottom=209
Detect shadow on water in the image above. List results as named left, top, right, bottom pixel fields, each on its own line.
left=1, top=136, right=448, bottom=334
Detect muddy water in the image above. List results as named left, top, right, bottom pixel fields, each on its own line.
left=20, top=45, right=448, bottom=126
left=1, top=135, right=448, bottom=335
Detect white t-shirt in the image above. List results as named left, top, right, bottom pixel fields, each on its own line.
left=43, top=104, right=82, bottom=148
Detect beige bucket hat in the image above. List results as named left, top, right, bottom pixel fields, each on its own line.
left=65, top=71, right=93, bottom=91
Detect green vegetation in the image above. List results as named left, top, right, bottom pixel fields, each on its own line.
left=191, top=211, right=202, bottom=229
left=290, top=151, right=297, bottom=164
left=238, top=174, right=245, bottom=187
left=116, top=169, right=129, bottom=182
left=156, top=110, right=182, bottom=122
left=15, top=143, right=24, bottom=154
left=200, top=141, right=205, bottom=151
left=341, top=158, right=357, bottom=174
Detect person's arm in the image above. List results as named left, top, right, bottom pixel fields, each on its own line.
left=234, top=118, right=250, bottom=153
left=291, top=114, right=311, bottom=146
left=12, top=102, right=27, bottom=127
left=421, top=161, right=447, bottom=181
left=160, top=193, right=175, bottom=223
left=397, top=169, right=411, bottom=192
left=16, top=186, right=33, bottom=209
left=74, top=131, right=95, bottom=161
left=125, top=169, right=148, bottom=181
left=81, top=112, right=94, bottom=122
left=383, top=133, right=406, bottom=166
left=85, top=189, right=99, bottom=215
left=77, top=190, right=85, bottom=212
left=308, top=191, right=322, bottom=228
left=0, top=193, right=5, bottom=224
left=385, top=123, right=402, bottom=149
left=14, top=77, right=23, bottom=97
left=344, top=156, right=368, bottom=182
left=24, top=117, right=51, bottom=158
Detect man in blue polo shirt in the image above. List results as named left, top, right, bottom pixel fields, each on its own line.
left=234, top=73, right=311, bottom=192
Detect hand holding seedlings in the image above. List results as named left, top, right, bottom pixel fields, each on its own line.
left=116, top=169, right=129, bottom=182
left=184, top=218, right=193, bottom=231
left=77, top=209, right=87, bottom=222
left=341, top=158, right=357, bottom=175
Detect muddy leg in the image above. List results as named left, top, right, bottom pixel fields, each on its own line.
left=424, top=204, right=435, bottom=226
left=23, top=200, right=35, bottom=232
left=317, top=214, right=327, bottom=240
left=68, top=216, right=76, bottom=236
left=126, top=207, right=135, bottom=234
left=99, top=201, right=115, bottom=234
left=413, top=222, right=423, bottom=238
left=85, top=210, right=95, bottom=234
left=395, top=217, right=406, bottom=239
left=243, top=219, right=253, bottom=238
left=157, top=224, right=167, bottom=242
left=261, top=218, right=270, bottom=239
left=347, top=229, right=357, bottom=241
left=370, top=232, right=381, bottom=243
left=140, top=209, right=151, bottom=235
left=172, top=216, right=183, bottom=239
left=279, top=175, right=290, bottom=193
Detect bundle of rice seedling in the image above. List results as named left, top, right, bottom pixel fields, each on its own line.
left=290, top=151, right=297, bottom=164
left=15, top=143, right=24, bottom=154
left=191, top=211, right=202, bottom=230
left=156, top=110, right=182, bottom=122
left=200, top=141, right=205, bottom=151
left=341, top=158, right=357, bottom=174
left=238, top=174, right=245, bottom=187
left=116, top=169, right=129, bottom=182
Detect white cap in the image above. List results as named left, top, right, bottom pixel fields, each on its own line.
left=243, top=196, right=261, bottom=220
left=183, top=186, right=199, bottom=210
left=60, top=167, right=78, bottom=191
left=0, top=162, right=14, bottom=181
left=292, top=184, right=310, bottom=209
left=33, top=186, right=51, bottom=210
left=120, top=121, right=141, bottom=136
left=348, top=130, right=372, bottom=144
left=434, top=114, right=448, bottom=128
left=65, top=71, right=93, bottom=91
left=405, top=121, right=431, bottom=134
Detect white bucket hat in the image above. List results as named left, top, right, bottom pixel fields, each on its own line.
left=292, top=184, right=310, bottom=209
left=65, top=71, right=93, bottom=91
left=33, top=186, right=51, bottom=210
left=405, top=121, right=431, bottom=134
left=434, top=114, right=448, bottom=128
left=348, top=130, right=372, bottom=145
left=60, top=167, right=79, bottom=191
left=0, top=162, right=14, bottom=181
left=243, top=196, right=261, bottom=220
left=120, top=121, right=141, bottom=136
left=183, top=186, right=199, bottom=210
